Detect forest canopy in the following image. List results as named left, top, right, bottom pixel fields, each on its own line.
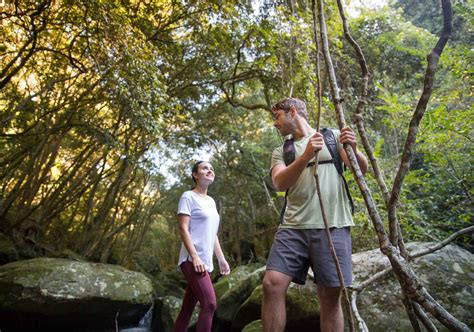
left=0, top=0, right=472, bottom=273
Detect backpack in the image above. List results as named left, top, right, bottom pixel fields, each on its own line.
left=279, top=128, right=354, bottom=223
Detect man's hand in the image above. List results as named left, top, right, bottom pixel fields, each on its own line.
left=339, top=127, right=358, bottom=151
left=339, top=126, right=369, bottom=175
left=302, top=132, right=324, bottom=161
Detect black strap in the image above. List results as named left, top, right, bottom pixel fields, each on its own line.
left=283, top=138, right=295, bottom=166
left=280, top=189, right=288, bottom=224
left=321, top=128, right=343, bottom=174
left=340, top=172, right=355, bottom=214
left=321, top=128, right=355, bottom=214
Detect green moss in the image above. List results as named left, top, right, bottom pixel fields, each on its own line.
left=242, top=319, right=263, bottom=332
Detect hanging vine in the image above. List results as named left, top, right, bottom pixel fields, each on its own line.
left=312, top=0, right=470, bottom=330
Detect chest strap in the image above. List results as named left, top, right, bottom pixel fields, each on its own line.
left=307, top=159, right=334, bottom=167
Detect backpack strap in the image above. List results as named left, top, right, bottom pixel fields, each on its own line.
left=321, top=128, right=355, bottom=214
left=280, top=138, right=294, bottom=223
left=282, top=138, right=295, bottom=166
left=280, top=189, right=288, bottom=224
left=320, top=128, right=343, bottom=174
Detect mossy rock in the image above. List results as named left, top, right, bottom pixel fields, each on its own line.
left=242, top=319, right=263, bottom=332
left=216, top=265, right=265, bottom=324
left=214, top=262, right=264, bottom=300
left=232, top=282, right=320, bottom=332
left=0, top=257, right=153, bottom=330
left=353, top=243, right=474, bottom=331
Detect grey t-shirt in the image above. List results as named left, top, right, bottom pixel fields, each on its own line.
left=271, top=129, right=354, bottom=229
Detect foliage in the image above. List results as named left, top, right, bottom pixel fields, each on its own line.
left=347, top=2, right=473, bottom=248
left=393, top=0, right=474, bottom=45
left=0, top=0, right=471, bottom=275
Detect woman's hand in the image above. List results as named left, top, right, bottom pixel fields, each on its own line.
left=218, top=258, right=230, bottom=276
left=192, top=256, right=207, bottom=273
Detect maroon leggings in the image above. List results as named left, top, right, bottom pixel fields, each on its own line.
left=173, top=261, right=217, bottom=332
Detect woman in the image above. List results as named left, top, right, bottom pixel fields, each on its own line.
left=173, top=161, right=230, bottom=332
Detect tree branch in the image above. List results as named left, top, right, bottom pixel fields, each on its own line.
left=388, top=0, right=453, bottom=245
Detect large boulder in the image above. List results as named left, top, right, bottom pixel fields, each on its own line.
left=152, top=269, right=186, bottom=298
left=353, top=243, right=474, bottom=331
left=232, top=280, right=320, bottom=332
left=0, top=257, right=153, bottom=331
left=151, top=295, right=199, bottom=332
left=215, top=265, right=266, bottom=329
left=214, top=263, right=265, bottom=300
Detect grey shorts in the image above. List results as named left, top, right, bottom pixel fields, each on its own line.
left=266, top=227, right=352, bottom=286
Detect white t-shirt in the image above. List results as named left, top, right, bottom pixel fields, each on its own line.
left=177, top=190, right=220, bottom=272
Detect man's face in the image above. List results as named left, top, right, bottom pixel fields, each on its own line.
left=272, top=109, right=293, bottom=136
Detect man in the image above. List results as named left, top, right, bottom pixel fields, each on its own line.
left=262, top=97, right=368, bottom=332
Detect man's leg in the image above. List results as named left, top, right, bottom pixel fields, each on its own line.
left=261, top=270, right=292, bottom=332
left=310, top=228, right=352, bottom=332
left=317, top=286, right=343, bottom=332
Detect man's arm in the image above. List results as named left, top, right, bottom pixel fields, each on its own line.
left=339, top=127, right=368, bottom=175
left=272, top=132, right=324, bottom=191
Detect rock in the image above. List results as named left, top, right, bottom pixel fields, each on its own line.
left=242, top=319, right=262, bottom=332
left=284, top=282, right=321, bottom=331
left=152, top=269, right=187, bottom=298
left=0, top=233, right=18, bottom=265
left=231, top=284, right=263, bottom=332
left=0, top=257, right=153, bottom=330
left=215, top=265, right=266, bottom=328
left=214, top=263, right=264, bottom=300
left=151, top=295, right=198, bottom=332
left=353, top=243, right=474, bottom=331
left=232, top=281, right=320, bottom=332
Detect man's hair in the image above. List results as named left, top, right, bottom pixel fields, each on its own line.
left=191, top=160, right=206, bottom=183
left=271, top=97, right=308, bottom=121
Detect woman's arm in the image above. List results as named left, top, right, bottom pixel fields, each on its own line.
left=214, top=236, right=230, bottom=275
left=177, top=213, right=206, bottom=273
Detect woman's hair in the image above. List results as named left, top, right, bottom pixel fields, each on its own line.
left=191, top=160, right=206, bottom=183
left=271, top=97, right=308, bottom=121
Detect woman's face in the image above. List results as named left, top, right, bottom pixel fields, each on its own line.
left=193, top=162, right=215, bottom=185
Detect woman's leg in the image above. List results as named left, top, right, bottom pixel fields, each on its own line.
left=178, top=261, right=217, bottom=332
left=173, top=262, right=198, bottom=332
left=190, top=272, right=216, bottom=332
